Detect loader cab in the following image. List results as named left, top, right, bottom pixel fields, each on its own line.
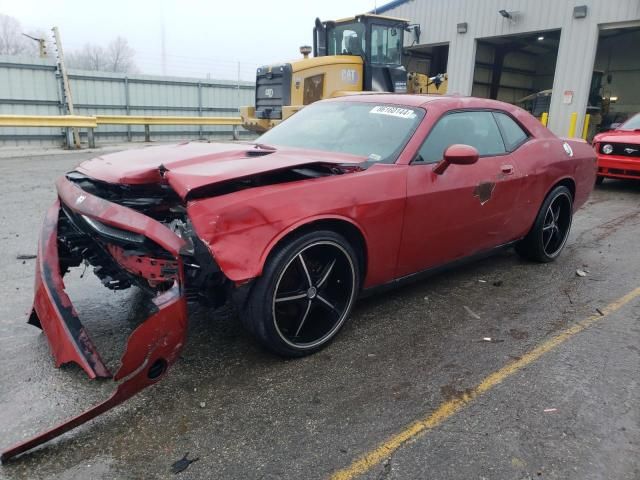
left=314, top=14, right=409, bottom=93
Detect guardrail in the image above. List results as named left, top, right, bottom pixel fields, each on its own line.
left=0, top=114, right=97, bottom=128
left=95, top=115, right=243, bottom=125
left=0, top=114, right=243, bottom=148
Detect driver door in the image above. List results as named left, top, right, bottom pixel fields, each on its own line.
left=396, top=110, right=522, bottom=277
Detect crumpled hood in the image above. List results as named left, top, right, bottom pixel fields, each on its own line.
left=593, top=130, right=640, bottom=144
left=76, top=142, right=367, bottom=200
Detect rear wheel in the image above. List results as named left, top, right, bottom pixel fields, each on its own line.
left=516, top=185, right=573, bottom=263
left=242, top=230, right=360, bottom=357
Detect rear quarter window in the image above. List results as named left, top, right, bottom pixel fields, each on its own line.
left=494, top=112, right=528, bottom=151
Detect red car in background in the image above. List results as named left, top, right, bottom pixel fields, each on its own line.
left=593, top=113, right=640, bottom=184
left=2, top=94, right=596, bottom=462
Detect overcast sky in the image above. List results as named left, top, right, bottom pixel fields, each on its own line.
left=0, top=0, right=378, bottom=80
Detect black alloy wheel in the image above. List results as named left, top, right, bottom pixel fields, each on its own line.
left=540, top=192, right=572, bottom=257
left=242, top=230, right=360, bottom=357
left=516, top=185, right=573, bottom=262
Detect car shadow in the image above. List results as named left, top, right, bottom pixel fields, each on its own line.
left=596, top=178, right=640, bottom=194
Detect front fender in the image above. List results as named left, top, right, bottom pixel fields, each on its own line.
left=185, top=165, right=407, bottom=288
left=187, top=202, right=368, bottom=283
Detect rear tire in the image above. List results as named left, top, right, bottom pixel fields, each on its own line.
left=516, top=185, right=573, bottom=263
left=242, top=230, right=360, bottom=357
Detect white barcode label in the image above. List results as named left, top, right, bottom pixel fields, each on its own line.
left=369, top=106, right=416, bottom=119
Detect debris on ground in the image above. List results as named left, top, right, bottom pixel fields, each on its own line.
left=481, top=337, right=505, bottom=343
left=463, top=306, right=481, bottom=319
left=596, top=308, right=605, bottom=316
left=508, top=328, right=529, bottom=340
left=478, top=279, right=487, bottom=283
left=16, top=254, right=36, bottom=260
left=564, top=289, right=574, bottom=304
left=492, top=280, right=503, bottom=287
left=543, top=408, right=558, bottom=413
left=576, top=269, right=588, bottom=277
left=199, top=401, right=206, bottom=408
left=171, top=452, right=200, bottom=474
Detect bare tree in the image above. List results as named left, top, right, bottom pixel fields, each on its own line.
left=106, top=37, right=136, bottom=73
left=67, top=37, right=137, bottom=73
left=67, top=43, right=107, bottom=70
left=0, top=14, right=38, bottom=56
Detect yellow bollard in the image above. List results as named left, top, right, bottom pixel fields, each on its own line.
left=568, top=112, right=578, bottom=137
left=582, top=113, right=591, bottom=140
left=540, top=112, right=549, bottom=126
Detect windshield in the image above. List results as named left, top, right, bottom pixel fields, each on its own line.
left=327, top=22, right=366, bottom=56
left=257, top=101, right=424, bottom=163
left=619, top=113, right=640, bottom=130
left=371, top=25, right=403, bottom=65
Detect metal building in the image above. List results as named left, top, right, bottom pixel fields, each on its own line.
left=376, top=0, right=640, bottom=137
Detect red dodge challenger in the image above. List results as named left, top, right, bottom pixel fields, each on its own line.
left=593, top=113, right=640, bottom=184
left=2, top=94, right=596, bottom=461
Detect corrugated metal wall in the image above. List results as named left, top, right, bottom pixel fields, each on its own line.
left=380, top=0, right=640, bottom=136
left=0, top=55, right=255, bottom=146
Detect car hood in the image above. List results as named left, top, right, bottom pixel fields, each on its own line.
left=76, top=142, right=367, bottom=200
left=593, top=130, right=640, bottom=144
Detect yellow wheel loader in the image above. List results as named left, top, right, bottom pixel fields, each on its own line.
left=240, top=14, right=448, bottom=133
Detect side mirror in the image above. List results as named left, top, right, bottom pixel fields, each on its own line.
left=433, top=144, right=479, bottom=174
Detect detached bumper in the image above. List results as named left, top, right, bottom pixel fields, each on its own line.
left=2, top=177, right=188, bottom=463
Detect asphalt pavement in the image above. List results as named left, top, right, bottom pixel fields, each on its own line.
left=0, top=145, right=638, bottom=480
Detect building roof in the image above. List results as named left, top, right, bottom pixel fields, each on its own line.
left=370, top=0, right=412, bottom=15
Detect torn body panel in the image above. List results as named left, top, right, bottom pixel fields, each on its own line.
left=31, top=200, right=111, bottom=379
left=1, top=178, right=188, bottom=463
left=185, top=162, right=407, bottom=287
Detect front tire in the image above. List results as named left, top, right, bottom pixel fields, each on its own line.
left=516, top=185, right=573, bottom=263
left=242, top=230, right=360, bottom=357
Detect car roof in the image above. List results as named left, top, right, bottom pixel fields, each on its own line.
left=325, top=93, right=518, bottom=111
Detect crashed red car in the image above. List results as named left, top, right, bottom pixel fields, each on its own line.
left=2, top=94, right=596, bottom=461
left=593, top=113, right=640, bottom=183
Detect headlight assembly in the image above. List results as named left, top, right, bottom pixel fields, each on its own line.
left=81, top=215, right=145, bottom=244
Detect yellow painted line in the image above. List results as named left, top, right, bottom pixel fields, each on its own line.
left=330, top=286, right=640, bottom=480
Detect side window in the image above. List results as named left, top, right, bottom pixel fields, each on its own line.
left=371, top=25, right=402, bottom=64
left=494, top=112, right=528, bottom=151
left=416, top=111, right=506, bottom=163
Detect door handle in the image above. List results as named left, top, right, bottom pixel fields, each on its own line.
left=501, top=164, right=514, bottom=175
